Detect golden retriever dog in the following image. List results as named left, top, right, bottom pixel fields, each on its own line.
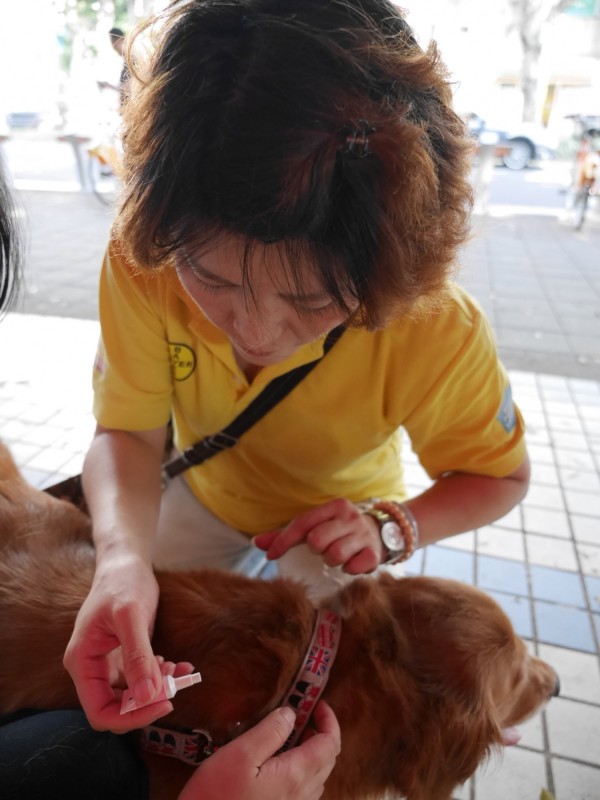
left=0, top=441, right=559, bottom=800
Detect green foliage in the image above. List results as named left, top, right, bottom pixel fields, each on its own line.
left=55, top=0, right=132, bottom=75
left=75, top=0, right=97, bottom=27
left=114, top=0, right=129, bottom=30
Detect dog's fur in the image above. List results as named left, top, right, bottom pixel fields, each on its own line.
left=0, top=441, right=558, bottom=800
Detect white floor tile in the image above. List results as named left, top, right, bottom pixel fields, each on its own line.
left=438, top=530, right=475, bottom=552
left=546, top=698, right=600, bottom=765
left=548, top=415, right=585, bottom=434
left=452, top=778, right=471, bottom=800
left=524, top=484, right=566, bottom=512
left=528, top=443, right=557, bottom=466
left=26, top=447, right=79, bottom=474
left=473, top=746, right=548, bottom=800
left=494, top=505, right=523, bottom=531
left=552, top=757, right=600, bottom=800
left=517, top=710, right=545, bottom=751
left=526, top=533, right=579, bottom=571
left=577, top=543, right=600, bottom=577
left=555, top=449, right=597, bottom=472
left=532, top=463, right=560, bottom=486
left=9, top=441, right=43, bottom=467
left=559, top=469, right=600, bottom=493
left=538, top=644, right=600, bottom=704
left=544, top=401, right=578, bottom=418
left=571, top=515, right=600, bottom=546
left=527, top=426, right=552, bottom=446
left=565, top=489, right=600, bottom=517
left=477, top=527, right=525, bottom=561
left=551, top=431, right=589, bottom=451
left=523, top=507, right=571, bottom=538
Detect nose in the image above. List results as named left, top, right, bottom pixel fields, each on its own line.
left=552, top=675, right=560, bottom=698
left=232, top=305, right=281, bottom=349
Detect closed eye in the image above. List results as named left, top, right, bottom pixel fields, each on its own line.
left=293, top=301, right=337, bottom=317
left=191, top=276, right=232, bottom=293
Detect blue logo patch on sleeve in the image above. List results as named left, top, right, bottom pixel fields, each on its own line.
left=497, top=385, right=516, bottom=433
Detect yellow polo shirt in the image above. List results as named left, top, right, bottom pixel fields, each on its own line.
left=93, top=242, right=526, bottom=534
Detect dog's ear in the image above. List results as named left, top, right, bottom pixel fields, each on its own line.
left=378, top=576, right=511, bottom=791
left=410, top=698, right=504, bottom=797
left=0, top=441, right=22, bottom=546
left=0, top=440, right=92, bottom=550
left=0, top=441, right=24, bottom=484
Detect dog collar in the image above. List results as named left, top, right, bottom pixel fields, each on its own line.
left=139, top=607, right=342, bottom=764
left=277, top=607, right=342, bottom=752
left=140, top=723, right=218, bottom=765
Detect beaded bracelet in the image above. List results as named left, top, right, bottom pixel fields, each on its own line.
left=371, top=500, right=419, bottom=563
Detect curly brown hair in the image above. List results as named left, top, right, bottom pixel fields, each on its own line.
left=116, top=0, right=473, bottom=328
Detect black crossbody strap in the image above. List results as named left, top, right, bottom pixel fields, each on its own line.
left=163, top=325, right=345, bottom=480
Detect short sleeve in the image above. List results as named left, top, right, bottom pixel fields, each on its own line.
left=92, top=244, right=173, bottom=430
left=403, top=306, right=526, bottom=480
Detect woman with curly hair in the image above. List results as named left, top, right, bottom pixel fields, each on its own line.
left=61, top=0, right=528, bottom=793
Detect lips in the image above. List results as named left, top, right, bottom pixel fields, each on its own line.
left=233, top=342, right=276, bottom=359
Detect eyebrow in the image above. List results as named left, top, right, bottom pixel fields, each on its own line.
left=184, top=254, right=332, bottom=304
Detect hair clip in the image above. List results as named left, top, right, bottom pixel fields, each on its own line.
left=342, top=120, right=376, bottom=159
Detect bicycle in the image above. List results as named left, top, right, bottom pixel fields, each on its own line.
left=572, top=181, right=594, bottom=231
left=563, top=115, right=600, bottom=231
left=571, top=150, right=599, bottom=231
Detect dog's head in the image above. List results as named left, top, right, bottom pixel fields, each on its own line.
left=327, top=573, right=559, bottom=799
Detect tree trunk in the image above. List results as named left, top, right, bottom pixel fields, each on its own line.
left=509, top=0, right=577, bottom=123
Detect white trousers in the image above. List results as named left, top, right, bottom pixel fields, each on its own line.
left=154, top=475, right=365, bottom=602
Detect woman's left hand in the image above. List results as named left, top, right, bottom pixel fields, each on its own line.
left=253, top=498, right=383, bottom=575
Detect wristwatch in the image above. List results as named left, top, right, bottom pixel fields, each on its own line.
left=363, top=507, right=406, bottom=564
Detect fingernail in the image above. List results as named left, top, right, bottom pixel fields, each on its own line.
left=280, top=706, right=296, bottom=724
left=134, top=677, right=156, bottom=704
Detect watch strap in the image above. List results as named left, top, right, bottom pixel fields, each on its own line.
left=361, top=499, right=419, bottom=564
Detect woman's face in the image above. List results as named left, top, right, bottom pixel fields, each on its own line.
left=176, top=235, right=353, bottom=366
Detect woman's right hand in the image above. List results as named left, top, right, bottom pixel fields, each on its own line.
left=64, top=425, right=176, bottom=732
left=179, top=702, right=341, bottom=800
left=63, top=554, right=171, bottom=733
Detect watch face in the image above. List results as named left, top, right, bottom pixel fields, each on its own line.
left=381, top=520, right=405, bottom=554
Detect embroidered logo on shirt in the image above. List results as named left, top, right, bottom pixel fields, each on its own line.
left=169, top=342, right=196, bottom=381
left=497, top=385, right=516, bottom=433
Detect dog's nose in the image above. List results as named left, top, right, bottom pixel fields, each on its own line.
left=552, top=676, right=560, bottom=697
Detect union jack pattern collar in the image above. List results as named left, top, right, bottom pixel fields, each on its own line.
left=139, top=607, right=342, bottom=764
left=139, top=722, right=217, bottom=766
left=277, top=607, right=342, bottom=752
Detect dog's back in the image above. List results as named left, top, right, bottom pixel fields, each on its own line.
left=0, top=440, right=559, bottom=800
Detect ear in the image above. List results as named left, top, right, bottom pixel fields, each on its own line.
left=444, top=704, right=503, bottom=783
left=416, top=700, right=504, bottom=796
left=0, top=440, right=24, bottom=484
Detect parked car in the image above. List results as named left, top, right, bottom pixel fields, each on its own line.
left=5, top=111, right=42, bottom=130
left=499, top=122, right=557, bottom=170
left=466, top=114, right=557, bottom=170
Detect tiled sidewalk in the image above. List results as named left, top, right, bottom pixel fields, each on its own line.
left=404, top=370, right=600, bottom=800
left=1, top=313, right=599, bottom=799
